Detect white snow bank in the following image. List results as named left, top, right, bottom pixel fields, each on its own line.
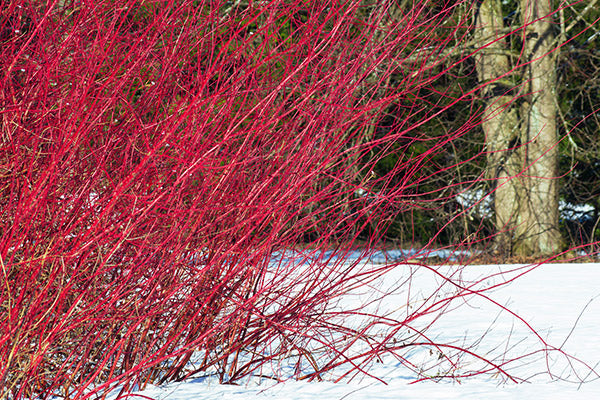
left=109, top=262, right=600, bottom=400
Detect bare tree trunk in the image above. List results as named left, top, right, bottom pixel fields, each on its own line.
left=474, top=0, right=522, bottom=257
left=475, top=0, right=562, bottom=258
left=514, top=0, right=562, bottom=256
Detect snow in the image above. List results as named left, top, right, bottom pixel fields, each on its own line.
left=108, top=262, right=600, bottom=400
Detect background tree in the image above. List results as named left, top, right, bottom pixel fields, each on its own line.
left=474, top=0, right=561, bottom=258
left=368, top=0, right=599, bottom=259
left=474, top=0, right=600, bottom=258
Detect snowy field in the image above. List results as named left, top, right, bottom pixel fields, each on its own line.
left=110, top=261, right=600, bottom=400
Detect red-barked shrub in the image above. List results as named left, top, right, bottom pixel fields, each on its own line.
left=1, top=1, right=589, bottom=399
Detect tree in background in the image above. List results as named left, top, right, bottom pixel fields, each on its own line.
left=474, top=0, right=560, bottom=257
left=474, top=0, right=600, bottom=258
left=369, top=0, right=599, bottom=259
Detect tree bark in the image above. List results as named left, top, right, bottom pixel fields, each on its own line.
left=475, top=0, right=562, bottom=258
left=474, top=0, right=522, bottom=256
left=514, top=0, right=562, bottom=256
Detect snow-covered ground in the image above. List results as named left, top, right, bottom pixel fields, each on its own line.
left=110, top=262, right=600, bottom=400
